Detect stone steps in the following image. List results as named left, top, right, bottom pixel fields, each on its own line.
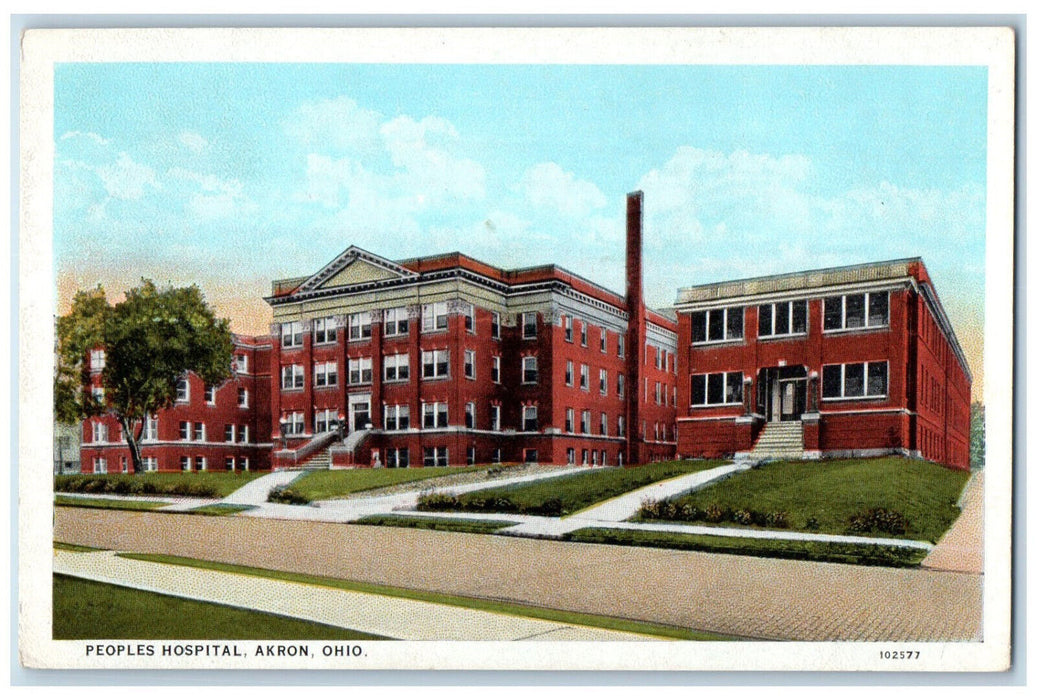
left=749, top=421, right=804, bottom=460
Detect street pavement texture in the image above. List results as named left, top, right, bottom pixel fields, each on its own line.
left=53, top=549, right=658, bottom=641
left=921, top=470, right=984, bottom=573
left=54, top=507, right=982, bottom=642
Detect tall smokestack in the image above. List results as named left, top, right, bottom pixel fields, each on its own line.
left=625, top=191, right=645, bottom=466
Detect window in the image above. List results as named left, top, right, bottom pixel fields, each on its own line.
left=522, top=356, right=538, bottom=384
left=599, top=369, right=608, bottom=396
left=91, top=457, right=107, bottom=474
left=282, top=412, right=305, bottom=436
left=691, top=372, right=744, bottom=406
left=383, top=307, right=410, bottom=336
left=314, top=361, right=338, bottom=387
left=314, top=409, right=337, bottom=434
left=313, top=316, right=337, bottom=344
left=691, top=307, right=744, bottom=344
left=491, top=312, right=501, bottom=339
left=204, top=385, right=216, bottom=404
left=225, top=457, right=236, bottom=472
left=241, top=457, right=250, bottom=472
left=281, top=364, right=305, bottom=390
left=281, top=321, right=303, bottom=348
left=617, top=416, right=626, bottom=437
left=143, top=415, right=158, bottom=441
left=522, top=312, right=537, bottom=339
left=565, top=408, right=575, bottom=433
left=567, top=448, right=576, bottom=465
left=238, top=388, right=249, bottom=408
left=823, top=292, right=889, bottom=331
left=600, top=330, right=607, bottom=353
left=522, top=406, right=538, bottom=431
left=348, top=312, right=372, bottom=341
left=600, top=412, right=608, bottom=436
left=564, top=316, right=573, bottom=342
left=143, top=456, right=158, bottom=472
left=179, top=421, right=190, bottom=441
left=384, top=404, right=410, bottom=430
left=490, top=405, right=501, bottom=431
left=580, top=322, right=588, bottom=347
left=193, top=423, right=206, bottom=441
left=618, top=334, right=625, bottom=358
left=580, top=410, right=591, bottom=434
left=234, top=353, right=248, bottom=374
left=422, top=302, right=449, bottom=332
left=422, top=349, right=450, bottom=379
left=579, top=364, right=589, bottom=391
left=617, top=374, right=626, bottom=398
left=90, top=349, right=105, bottom=370
left=383, top=353, right=410, bottom=382
left=92, top=386, right=105, bottom=403
left=423, top=402, right=449, bottom=429
left=491, top=356, right=501, bottom=383
left=822, top=361, right=888, bottom=399
left=655, top=382, right=662, bottom=405
left=581, top=449, right=589, bottom=465
left=386, top=448, right=410, bottom=468
left=196, top=456, right=207, bottom=472
left=180, top=456, right=190, bottom=472
left=91, top=421, right=108, bottom=443
left=523, top=449, right=538, bottom=464
left=464, top=350, right=476, bottom=379
left=465, top=402, right=476, bottom=429
left=758, top=300, right=808, bottom=337
left=348, top=357, right=373, bottom=385
left=565, top=360, right=573, bottom=386
left=467, top=446, right=476, bottom=465
left=423, top=447, right=448, bottom=467
left=238, top=425, right=249, bottom=444
left=461, top=303, right=475, bottom=332
left=176, top=378, right=190, bottom=402
left=224, top=424, right=235, bottom=443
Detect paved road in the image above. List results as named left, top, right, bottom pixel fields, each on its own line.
left=54, top=507, right=981, bottom=642
left=54, top=549, right=659, bottom=641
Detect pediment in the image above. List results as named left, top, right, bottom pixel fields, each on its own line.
left=297, top=246, right=417, bottom=293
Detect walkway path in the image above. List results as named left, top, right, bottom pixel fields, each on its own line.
left=54, top=549, right=659, bottom=641
left=922, top=470, right=984, bottom=573
left=54, top=508, right=983, bottom=641
left=221, top=470, right=307, bottom=506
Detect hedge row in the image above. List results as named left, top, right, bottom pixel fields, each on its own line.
left=54, top=475, right=223, bottom=498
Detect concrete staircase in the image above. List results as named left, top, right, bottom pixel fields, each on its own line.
left=300, top=449, right=332, bottom=470
left=749, top=421, right=804, bottom=461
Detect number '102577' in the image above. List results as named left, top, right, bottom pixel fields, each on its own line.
left=880, top=650, right=920, bottom=660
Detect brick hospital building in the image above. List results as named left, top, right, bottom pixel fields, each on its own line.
left=76, top=192, right=972, bottom=473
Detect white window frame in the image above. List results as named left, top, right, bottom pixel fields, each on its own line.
left=600, top=369, right=608, bottom=396
left=579, top=364, right=589, bottom=391
left=464, top=349, right=476, bottom=379
left=491, top=312, right=501, bottom=340
left=565, top=408, right=574, bottom=433
left=423, top=446, right=449, bottom=467
left=234, top=352, right=249, bottom=374
left=175, top=378, right=190, bottom=403
left=384, top=404, right=410, bottom=431
left=93, top=457, right=107, bottom=474
left=600, top=330, right=607, bottom=353
left=143, top=456, right=158, bottom=472
left=490, top=405, right=501, bottom=431
left=823, top=291, right=890, bottom=332
left=617, top=416, right=626, bottom=438
left=522, top=356, right=538, bottom=384
left=179, top=421, right=190, bottom=441
left=461, top=302, right=475, bottom=333
left=822, top=361, right=889, bottom=400
left=348, top=357, right=373, bottom=385
left=143, top=415, right=158, bottom=441
left=565, top=360, right=573, bottom=386
left=383, top=307, right=410, bottom=337
left=422, top=302, right=449, bottom=332
left=313, top=316, right=338, bottom=344
left=522, top=312, right=537, bottom=339
left=348, top=312, right=372, bottom=341
left=91, top=421, right=108, bottom=443
left=422, top=402, right=449, bottom=429
left=580, top=321, right=588, bottom=347
left=281, top=321, right=303, bottom=348
left=314, top=361, right=339, bottom=388
left=618, top=334, right=626, bottom=358
left=564, top=315, right=573, bottom=343
left=204, top=385, right=216, bottom=404
left=580, top=410, right=591, bottom=434
left=522, top=405, right=538, bottom=432
left=465, top=402, right=476, bottom=429
left=600, top=412, right=608, bottom=436
left=193, top=422, right=206, bottom=442
left=238, top=388, right=249, bottom=408
left=225, top=423, right=236, bottom=443
left=691, top=371, right=744, bottom=407
left=383, top=353, right=410, bottom=382
left=314, top=408, right=337, bottom=434
left=491, top=356, right=501, bottom=383
left=421, top=349, right=450, bottom=379
left=281, top=364, right=305, bottom=390
left=758, top=299, right=809, bottom=338
left=90, top=349, right=106, bottom=371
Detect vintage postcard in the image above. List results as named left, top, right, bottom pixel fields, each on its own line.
left=18, top=25, right=1015, bottom=673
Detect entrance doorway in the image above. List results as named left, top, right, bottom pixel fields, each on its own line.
left=348, top=394, right=371, bottom=432
left=757, top=366, right=807, bottom=422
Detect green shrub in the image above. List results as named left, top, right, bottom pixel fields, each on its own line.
left=733, top=509, right=754, bottom=526
left=416, top=492, right=460, bottom=511
left=848, top=507, right=909, bottom=536
left=267, top=486, right=309, bottom=505
left=804, top=517, right=821, bottom=531
left=704, top=503, right=727, bottom=523
left=766, top=511, right=790, bottom=529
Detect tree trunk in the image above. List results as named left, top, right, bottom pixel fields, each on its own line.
left=120, top=416, right=145, bottom=474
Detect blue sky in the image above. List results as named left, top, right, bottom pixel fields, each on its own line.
left=53, top=62, right=987, bottom=383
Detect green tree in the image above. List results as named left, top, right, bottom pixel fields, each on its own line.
left=55, top=280, right=233, bottom=473
left=970, top=401, right=985, bottom=469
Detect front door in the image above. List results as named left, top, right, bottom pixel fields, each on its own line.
left=779, top=379, right=806, bottom=421
left=348, top=394, right=371, bottom=432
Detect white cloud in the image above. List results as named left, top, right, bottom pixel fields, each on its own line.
left=95, top=152, right=160, bottom=201
left=283, top=96, right=383, bottom=155
left=380, top=115, right=485, bottom=202
left=178, top=131, right=209, bottom=154
left=168, top=167, right=252, bottom=220
left=519, top=162, right=607, bottom=219
left=59, top=130, right=109, bottom=146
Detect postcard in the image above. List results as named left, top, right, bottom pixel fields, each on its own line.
left=18, top=25, right=1015, bottom=673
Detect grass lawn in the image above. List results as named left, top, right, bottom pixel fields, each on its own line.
left=565, top=528, right=928, bottom=568
left=54, top=495, right=169, bottom=511
left=55, top=471, right=263, bottom=498
left=288, top=464, right=490, bottom=501
left=119, top=552, right=730, bottom=640
left=53, top=574, right=387, bottom=640
left=188, top=503, right=255, bottom=516
left=420, top=460, right=727, bottom=517
left=651, top=457, right=969, bottom=542
left=354, top=514, right=520, bottom=534
left=54, top=542, right=106, bottom=553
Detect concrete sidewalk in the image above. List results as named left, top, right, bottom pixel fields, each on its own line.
left=221, top=470, right=307, bottom=506
left=54, top=549, right=661, bottom=641
left=922, top=470, right=984, bottom=573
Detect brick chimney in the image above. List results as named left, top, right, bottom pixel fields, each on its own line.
left=625, top=191, right=645, bottom=466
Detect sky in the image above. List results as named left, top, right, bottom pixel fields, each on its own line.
left=53, top=62, right=987, bottom=393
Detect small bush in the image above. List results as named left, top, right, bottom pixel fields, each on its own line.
left=733, top=509, right=754, bottom=526
left=766, top=511, right=790, bottom=529
left=848, top=507, right=909, bottom=536
left=804, top=517, right=821, bottom=531
left=267, top=486, right=309, bottom=505
left=416, top=492, right=460, bottom=511
left=704, top=503, right=728, bottom=523
left=681, top=504, right=702, bottom=521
